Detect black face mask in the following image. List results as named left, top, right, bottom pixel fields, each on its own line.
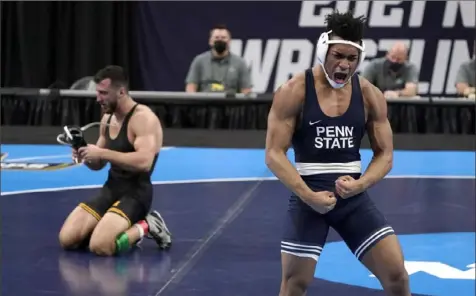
left=386, top=59, right=404, bottom=72
left=213, top=40, right=227, bottom=54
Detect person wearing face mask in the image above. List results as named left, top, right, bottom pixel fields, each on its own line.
left=454, top=40, right=476, bottom=99
left=362, top=42, right=419, bottom=99
left=185, top=24, right=252, bottom=95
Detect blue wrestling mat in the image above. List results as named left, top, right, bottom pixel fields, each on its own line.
left=1, top=144, right=475, bottom=296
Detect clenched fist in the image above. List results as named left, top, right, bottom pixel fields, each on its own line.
left=303, top=190, right=337, bottom=214
left=335, top=175, right=365, bottom=199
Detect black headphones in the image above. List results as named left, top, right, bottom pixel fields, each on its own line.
left=56, top=123, right=100, bottom=149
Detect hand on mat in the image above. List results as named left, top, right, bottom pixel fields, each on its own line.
left=335, top=175, right=364, bottom=199
left=78, top=144, right=104, bottom=163
left=304, top=191, right=337, bottom=214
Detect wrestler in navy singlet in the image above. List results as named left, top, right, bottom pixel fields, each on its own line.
left=79, top=104, right=158, bottom=227
left=281, top=69, right=395, bottom=262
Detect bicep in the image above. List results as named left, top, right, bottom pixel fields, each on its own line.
left=266, top=83, right=303, bottom=152
left=366, top=87, right=393, bottom=154
left=132, top=114, right=161, bottom=155
left=133, top=134, right=156, bottom=157
left=266, top=108, right=296, bottom=152
left=367, top=117, right=393, bottom=154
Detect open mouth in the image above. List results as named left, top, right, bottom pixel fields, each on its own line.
left=333, top=73, right=348, bottom=84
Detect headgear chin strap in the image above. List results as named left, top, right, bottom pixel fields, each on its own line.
left=316, top=30, right=366, bottom=88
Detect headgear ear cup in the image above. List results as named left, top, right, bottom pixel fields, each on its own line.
left=316, top=31, right=332, bottom=65
left=357, top=41, right=366, bottom=70
left=316, top=30, right=366, bottom=70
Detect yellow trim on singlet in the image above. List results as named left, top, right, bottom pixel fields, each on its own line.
left=79, top=203, right=102, bottom=221
left=107, top=207, right=132, bottom=227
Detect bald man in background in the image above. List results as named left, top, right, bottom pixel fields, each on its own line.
left=362, top=42, right=419, bottom=98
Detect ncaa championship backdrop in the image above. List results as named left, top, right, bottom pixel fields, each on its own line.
left=135, top=1, right=475, bottom=96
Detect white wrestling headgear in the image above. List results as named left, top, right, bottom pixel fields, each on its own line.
left=316, top=30, right=366, bottom=89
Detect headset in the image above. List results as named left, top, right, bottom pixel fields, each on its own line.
left=56, top=122, right=106, bottom=163
left=316, top=30, right=366, bottom=71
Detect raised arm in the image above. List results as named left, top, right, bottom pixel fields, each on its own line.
left=265, top=74, right=314, bottom=199
left=100, top=109, right=161, bottom=172
left=359, top=79, right=394, bottom=189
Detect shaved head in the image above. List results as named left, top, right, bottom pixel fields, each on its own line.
left=387, top=42, right=408, bottom=64
left=387, top=42, right=408, bottom=63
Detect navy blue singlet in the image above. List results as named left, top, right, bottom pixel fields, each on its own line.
left=281, top=70, right=395, bottom=261
left=291, top=69, right=366, bottom=188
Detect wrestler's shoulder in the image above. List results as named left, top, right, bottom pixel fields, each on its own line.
left=132, top=104, right=161, bottom=125
left=280, top=71, right=306, bottom=91
left=134, top=104, right=152, bottom=113
left=357, top=75, right=380, bottom=94
left=273, top=72, right=306, bottom=108
left=357, top=75, right=385, bottom=106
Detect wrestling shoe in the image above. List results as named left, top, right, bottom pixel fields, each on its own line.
left=145, top=210, right=172, bottom=250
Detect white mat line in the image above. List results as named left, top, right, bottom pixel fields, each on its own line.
left=4, top=154, right=72, bottom=162
left=1, top=175, right=474, bottom=196
left=2, top=147, right=176, bottom=162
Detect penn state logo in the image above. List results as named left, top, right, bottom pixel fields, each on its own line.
left=312, top=123, right=355, bottom=149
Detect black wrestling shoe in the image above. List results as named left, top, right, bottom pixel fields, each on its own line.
left=145, top=210, right=172, bottom=250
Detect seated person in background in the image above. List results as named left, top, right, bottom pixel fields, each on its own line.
left=361, top=42, right=419, bottom=98
left=455, top=41, right=475, bottom=99
left=185, top=24, right=252, bottom=95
